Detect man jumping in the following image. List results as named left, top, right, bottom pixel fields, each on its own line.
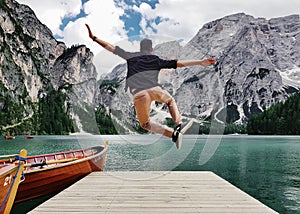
left=86, top=24, right=216, bottom=149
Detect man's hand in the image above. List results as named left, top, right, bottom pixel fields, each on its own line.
left=85, top=24, right=94, bottom=40
left=201, top=58, right=217, bottom=68
left=85, top=24, right=116, bottom=52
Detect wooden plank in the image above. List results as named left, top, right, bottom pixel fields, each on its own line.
left=29, top=171, right=278, bottom=214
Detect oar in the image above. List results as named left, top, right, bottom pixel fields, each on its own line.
left=3, top=149, right=27, bottom=213
left=0, top=154, right=20, bottom=164
left=0, top=154, right=19, bottom=159
left=0, top=158, right=16, bottom=164
left=24, top=158, right=78, bottom=167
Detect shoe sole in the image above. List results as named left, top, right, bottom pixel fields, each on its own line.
left=176, top=132, right=183, bottom=150
left=181, top=119, right=194, bottom=134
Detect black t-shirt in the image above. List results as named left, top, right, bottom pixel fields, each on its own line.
left=114, top=46, right=177, bottom=91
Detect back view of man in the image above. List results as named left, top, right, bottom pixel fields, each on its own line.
left=86, top=24, right=216, bottom=149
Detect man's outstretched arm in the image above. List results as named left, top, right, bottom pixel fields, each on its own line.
left=177, top=58, right=216, bottom=68
left=85, top=24, right=115, bottom=52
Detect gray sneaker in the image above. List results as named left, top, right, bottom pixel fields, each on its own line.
left=176, top=132, right=183, bottom=149
left=172, top=119, right=194, bottom=150
left=172, top=129, right=182, bottom=150
left=181, top=119, right=194, bottom=134
left=172, top=124, right=180, bottom=142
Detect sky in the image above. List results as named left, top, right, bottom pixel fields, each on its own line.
left=17, top=0, right=300, bottom=75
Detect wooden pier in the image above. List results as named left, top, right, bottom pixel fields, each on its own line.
left=29, top=171, right=278, bottom=213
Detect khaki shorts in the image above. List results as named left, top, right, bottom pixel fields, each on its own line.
left=133, top=86, right=182, bottom=138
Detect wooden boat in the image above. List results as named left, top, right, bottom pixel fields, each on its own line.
left=0, top=150, right=27, bottom=214
left=0, top=142, right=108, bottom=204
left=4, top=136, right=15, bottom=140
left=24, top=136, right=34, bottom=140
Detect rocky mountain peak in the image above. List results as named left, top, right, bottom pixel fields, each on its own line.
left=99, top=13, right=300, bottom=127
left=0, top=0, right=96, bottom=134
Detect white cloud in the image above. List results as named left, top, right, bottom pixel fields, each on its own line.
left=17, top=0, right=129, bottom=75
left=62, top=0, right=126, bottom=48
left=18, top=0, right=82, bottom=36
left=133, top=0, right=300, bottom=43
left=74, top=0, right=128, bottom=76
left=133, top=3, right=155, bottom=20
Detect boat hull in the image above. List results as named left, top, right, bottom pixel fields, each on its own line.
left=24, top=136, right=34, bottom=140
left=4, top=136, right=15, bottom=140
left=14, top=146, right=107, bottom=204
left=0, top=150, right=27, bottom=214
left=0, top=164, right=19, bottom=213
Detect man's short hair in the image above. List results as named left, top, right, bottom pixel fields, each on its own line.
left=140, top=38, right=152, bottom=52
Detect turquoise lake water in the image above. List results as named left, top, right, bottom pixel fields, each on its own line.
left=1, top=135, right=299, bottom=213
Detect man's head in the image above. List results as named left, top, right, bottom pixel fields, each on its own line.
left=140, top=38, right=153, bottom=52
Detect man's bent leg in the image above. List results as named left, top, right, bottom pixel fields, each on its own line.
left=166, top=97, right=182, bottom=126
left=140, top=121, right=174, bottom=138
left=149, top=87, right=182, bottom=126
left=134, top=90, right=174, bottom=138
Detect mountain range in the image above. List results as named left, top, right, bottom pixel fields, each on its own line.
left=0, top=0, right=299, bottom=135
left=99, top=12, right=300, bottom=131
